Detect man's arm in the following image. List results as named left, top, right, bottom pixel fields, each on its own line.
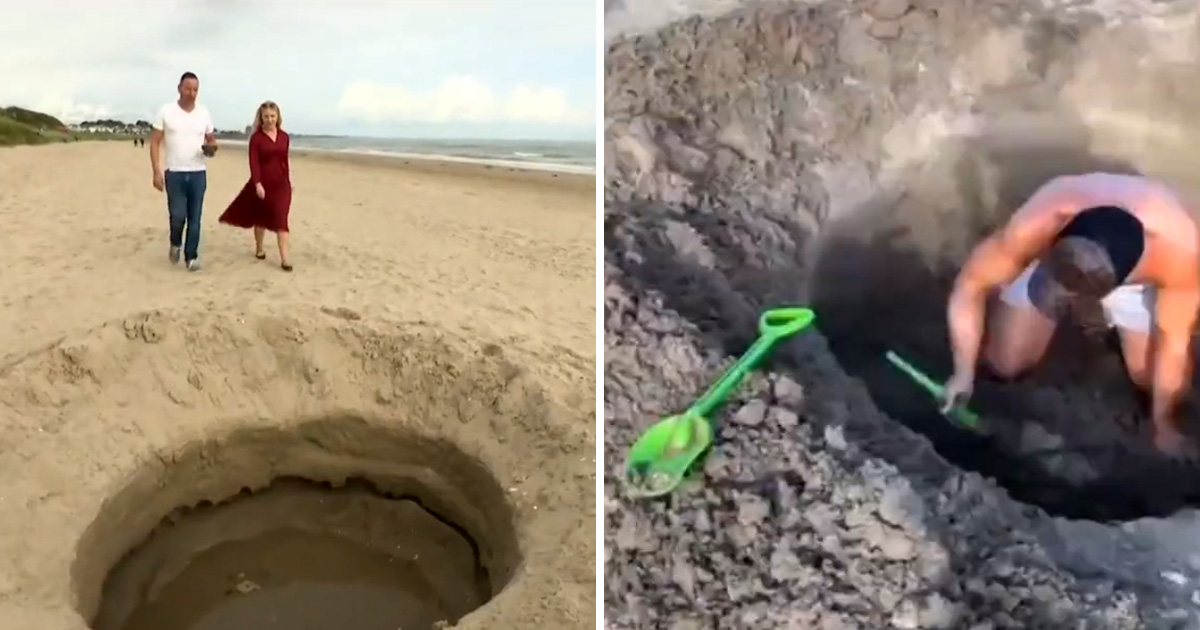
left=149, top=129, right=164, bottom=173
left=149, top=106, right=165, bottom=175
left=947, top=237, right=1024, bottom=376
left=1151, top=280, right=1200, bottom=426
left=946, top=187, right=1074, bottom=376
left=204, top=109, right=216, bottom=146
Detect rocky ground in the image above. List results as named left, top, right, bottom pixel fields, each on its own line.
left=604, top=0, right=1200, bottom=628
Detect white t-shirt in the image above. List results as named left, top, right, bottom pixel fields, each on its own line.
left=153, top=102, right=214, bottom=172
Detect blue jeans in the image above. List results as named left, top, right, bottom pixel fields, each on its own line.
left=165, top=170, right=207, bottom=262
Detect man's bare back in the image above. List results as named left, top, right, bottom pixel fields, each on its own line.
left=1014, top=173, right=1197, bottom=261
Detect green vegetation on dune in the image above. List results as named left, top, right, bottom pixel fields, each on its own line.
left=1, top=106, right=65, bottom=131
left=0, top=115, right=47, bottom=145
left=0, top=106, right=63, bottom=147
left=0, top=106, right=137, bottom=147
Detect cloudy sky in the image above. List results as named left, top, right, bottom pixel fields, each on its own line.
left=0, top=1, right=597, bottom=140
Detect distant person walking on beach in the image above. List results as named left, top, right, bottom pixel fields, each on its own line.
left=219, top=101, right=294, bottom=272
left=149, top=71, right=218, bottom=272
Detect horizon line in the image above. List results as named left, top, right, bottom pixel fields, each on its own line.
left=64, top=121, right=594, bottom=144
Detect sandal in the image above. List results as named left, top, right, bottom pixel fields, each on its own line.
left=281, top=263, right=293, bottom=272
left=255, top=251, right=266, bottom=260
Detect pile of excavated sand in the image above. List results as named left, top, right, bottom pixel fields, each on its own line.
left=604, top=0, right=1200, bottom=627
left=0, top=307, right=595, bottom=629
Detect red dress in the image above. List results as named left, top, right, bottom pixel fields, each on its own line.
left=219, top=129, right=292, bottom=232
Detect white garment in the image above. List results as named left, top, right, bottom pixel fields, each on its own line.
left=1001, top=261, right=1154, bottom=334
left=153, top=102, right=214, bottom=172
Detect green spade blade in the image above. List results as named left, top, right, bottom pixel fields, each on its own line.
left=623, top=411, right=714, bottom=499
left=623, top=307, right=817, bottom=499
left=884, top=350, right=985, bottom=433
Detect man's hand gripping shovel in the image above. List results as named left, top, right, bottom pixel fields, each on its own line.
left=885, top=351, right=987, bottom=434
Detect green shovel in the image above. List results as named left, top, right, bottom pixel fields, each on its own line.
left=885, top=350, right=985, bottom=433
left=622, top=307, right=817, bottom=499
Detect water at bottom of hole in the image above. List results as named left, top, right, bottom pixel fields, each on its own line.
left=98, top=480, right=489, bottom=630
left=123, top=528, right=446, bottom=630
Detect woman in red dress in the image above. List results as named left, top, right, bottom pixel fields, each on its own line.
left=219, top=100, right=294, bottom=271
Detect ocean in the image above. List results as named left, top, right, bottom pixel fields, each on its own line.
left=271, top=136, right=595, bottom=175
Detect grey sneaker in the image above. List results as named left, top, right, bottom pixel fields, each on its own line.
left=186, top=259, right=202, bottom=272
left=169, top=246, right=181, bottom=265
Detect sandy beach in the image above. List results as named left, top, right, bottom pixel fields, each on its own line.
left=0, top=142, right=595, bottom=372
left=0, top=141, right=596, bottom=629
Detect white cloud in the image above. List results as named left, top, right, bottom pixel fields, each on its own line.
left=27, top=97, right=116, bottom=124
left=0, top=3, right=595, bottom=138
left=504, top=86, right=594, bottom=126
left=337, top=77, right=592, bottom=126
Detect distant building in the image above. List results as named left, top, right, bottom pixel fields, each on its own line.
left=68, top=121, right=145, bottom=135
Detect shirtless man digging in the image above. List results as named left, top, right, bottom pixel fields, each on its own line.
left=944, top=172, right=1200, bottom=455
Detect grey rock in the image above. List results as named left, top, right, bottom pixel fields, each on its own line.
left=824, top=424, right=848, bottom=450
left=869, top=18, right=903, bottom=40
left=732, top=399, right=768, bottom=426
left=868, top=0, right=912, bottom=20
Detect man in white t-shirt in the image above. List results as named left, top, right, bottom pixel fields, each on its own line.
left=149, top=71, right=217, bottom=272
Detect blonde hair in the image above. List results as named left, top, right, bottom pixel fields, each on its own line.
left=253, top=101, right=283, bottom=131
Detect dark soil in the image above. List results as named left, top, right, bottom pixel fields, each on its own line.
left=604, top=0, right=1200, bottom=628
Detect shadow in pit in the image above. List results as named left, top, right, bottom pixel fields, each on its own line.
left=812, top=129, right=1200, bottom=523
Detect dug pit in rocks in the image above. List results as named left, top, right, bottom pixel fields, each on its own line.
left=0, top=307, right=594, bottom=630
left=605, top=0, right=1200, bottom=627
left=809, top=151, right=1200, bottom=522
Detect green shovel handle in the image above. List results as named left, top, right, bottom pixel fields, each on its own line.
left=690, top=307, right=815, bottom=418
left=885, top=351, right=982, bottom=430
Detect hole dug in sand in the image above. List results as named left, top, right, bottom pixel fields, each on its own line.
left=76, top=419, right=517, bottom=630
left=0, top=309, right=590, bottom=629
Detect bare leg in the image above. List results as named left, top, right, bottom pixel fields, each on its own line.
left=277, top=230, right=291, bottom=269
left=254, top=227, right=266, bottom=257
left=1116, top=327, right=1152, bottom=391
left=982, top=299, right=1057, bottom=379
